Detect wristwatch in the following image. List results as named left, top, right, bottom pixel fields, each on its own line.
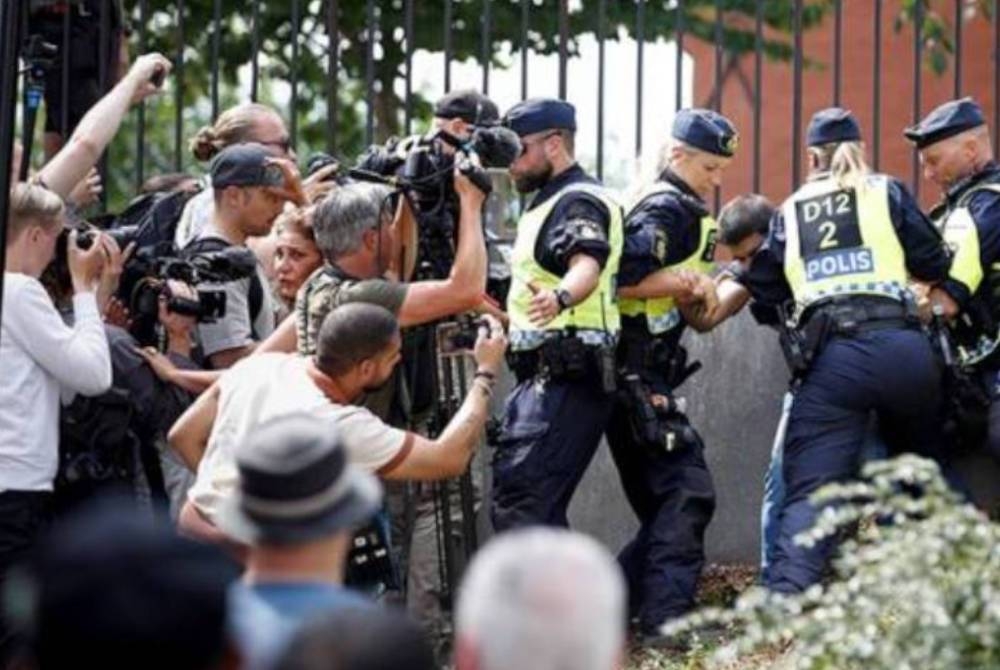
left=554, top=287, right=573, bottom=312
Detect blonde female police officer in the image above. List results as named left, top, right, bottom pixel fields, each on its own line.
left=491, top=98, right=623, bottom=532
left=608, top=109, right=735, bottom=637
left=739, top=108, right=955, bottom=593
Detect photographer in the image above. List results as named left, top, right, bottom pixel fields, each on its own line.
left=188, top=142, right=305, bottom=369
left=168, top=305, right=506, bottom=546
left=0, top=183, right=114, bottom=641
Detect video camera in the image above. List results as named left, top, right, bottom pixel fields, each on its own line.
left=350, top=125, right=521, bottom=280
left=124, top=245, right=258, bottom=330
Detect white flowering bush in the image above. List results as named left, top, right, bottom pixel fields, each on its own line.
left=663, top=455, right=1000, bottom=669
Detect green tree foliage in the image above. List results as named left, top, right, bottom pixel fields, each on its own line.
left=666, top=455, right=1000, bottom=669
left=62, top=1, right=987, bottom=208
left=896, top=0, right=995, bottom=75
left=106, top=0, right=837, bottom=207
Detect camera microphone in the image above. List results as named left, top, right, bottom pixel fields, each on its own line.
left=469, top=126, right=522, bottom=168
left=192, top=247, right=259, bottom=280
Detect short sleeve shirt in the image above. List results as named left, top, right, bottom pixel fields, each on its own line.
left=188, top=353, right=412, bottom=523
left=193, top=224, right=276, bottom=360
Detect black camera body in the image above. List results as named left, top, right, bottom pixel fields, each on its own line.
left=354, top=126, right=520, bottom=281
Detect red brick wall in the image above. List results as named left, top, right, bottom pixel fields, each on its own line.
left=686, top=0, right=997, bottom=209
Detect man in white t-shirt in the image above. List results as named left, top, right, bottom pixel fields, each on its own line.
left=0, top=183, right=117, bottom=645
left=168, top=303, right=506, bottom=545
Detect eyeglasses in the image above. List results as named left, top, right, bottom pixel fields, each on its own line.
left=519, top=131, right=560, bottom=157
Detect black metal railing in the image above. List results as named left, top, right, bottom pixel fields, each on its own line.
left=3, top=0, right=1000, bottom=275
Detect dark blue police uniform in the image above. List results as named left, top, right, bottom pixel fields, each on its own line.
left=607, top=109, right=736, bottom=633
left=491, top=99, right=621, bottom=531
left=741, top=108, right=954, bottom=593
left=906, top=98, right=1000, bottom=462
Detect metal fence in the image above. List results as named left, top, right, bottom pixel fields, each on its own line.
left=3, top=0, right=1000, bottom=291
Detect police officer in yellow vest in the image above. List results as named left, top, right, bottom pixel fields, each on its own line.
left=904, top=98, right=1000, bottom=462
left=491, top=98, right=623, bottom=531
left=740, top=108, right=954, bottom=593
left=608, top=109, right=734, bottom=638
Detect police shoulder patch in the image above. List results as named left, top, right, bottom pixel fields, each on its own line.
left=652, top=228, right=668, bottom=263
left=569, top=218, right=605, bottom=241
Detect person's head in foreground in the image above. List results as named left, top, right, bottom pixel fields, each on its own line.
left=454, top=527, right=627, bottom=670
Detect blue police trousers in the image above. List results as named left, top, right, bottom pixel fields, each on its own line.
left=490, top=376, right=615, bottom=531
left=606, top=404, right=715, bottom=633
left=766, top=327, right=946, bottom=593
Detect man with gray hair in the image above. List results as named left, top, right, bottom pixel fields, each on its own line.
left=454, top=528, right=627, bottom=670
left=258, top=166, right=489, bottom=359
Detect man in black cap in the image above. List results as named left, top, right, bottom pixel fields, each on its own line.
left=219, top=412, right=383, bottom=669
left=433, top=89, right=500, bottom=137
left=188, top=142, right=305, bottom=370
left=738, top=107, right=955, bottom=593
left=604, top=108, right=735, bottom=638
left=904, top=97, right=1000, bottom=463
left=491, top=97, right=622, bottom=532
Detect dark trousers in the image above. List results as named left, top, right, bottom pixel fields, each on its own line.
left=0, top=490, right=53, bottom=660
left=606, top=400, right=716, bottom=632
left=490, top=376, right=614, bottom=531
left=982, top=368, right=1000, bottom=464
left=767, top=328, right=947, bottom=593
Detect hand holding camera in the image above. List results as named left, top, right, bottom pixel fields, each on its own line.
left=473, top=314, right=508, bottom=377
left=453, top=151, right=492, bottom=201
left=67, top=230, right=111, bottom=294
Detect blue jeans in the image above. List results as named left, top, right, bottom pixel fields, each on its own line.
left=759, top=392, right=890, bottom=582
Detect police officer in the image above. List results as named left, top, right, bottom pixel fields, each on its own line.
left=607, top=109, right=735, bottom=636
left=740, top=108, right=954, bottom=593
left=491, top=98, right=623, bottom=531
left=904, top=98, right=1000, bottom=461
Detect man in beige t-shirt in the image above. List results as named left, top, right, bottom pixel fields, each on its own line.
left=169, top=303, right=506, bottom=544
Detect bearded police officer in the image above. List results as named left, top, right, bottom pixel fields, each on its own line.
left=608, top=109, right=736, bottom=636
left=491, top=98, right=623, bottom=531
left=740, top=108, right=955, bottom=593
left=904, top=98, right=1000, bottom=462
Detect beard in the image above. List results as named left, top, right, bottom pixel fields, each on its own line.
left=513, top=161, right=554, bottom=194
left=362, top=374, right=394, bottom=395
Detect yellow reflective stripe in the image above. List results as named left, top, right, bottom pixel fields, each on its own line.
left=647, top=308, right=682, bottom=334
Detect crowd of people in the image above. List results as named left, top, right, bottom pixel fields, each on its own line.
left=2, top=30, right=1000, bottom=670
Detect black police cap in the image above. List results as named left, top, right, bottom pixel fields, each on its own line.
left=433, top=89, right=500, bottom=127
left=904, top=97, right=986, bottom=149
left=672, top=108, right=739, bottom=157
left=806, top=107, right=862, bottom=147
left=502, top=98, right=576, bottom=137
left=209, top=142, right=285, bottom=189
